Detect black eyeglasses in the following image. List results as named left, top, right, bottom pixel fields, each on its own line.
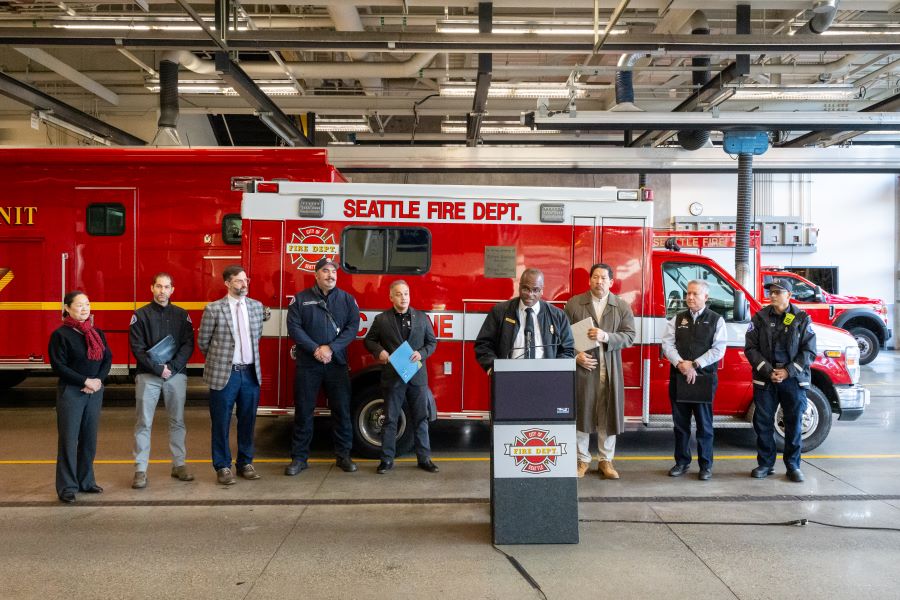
left=519, top=285, right=543, bottom=294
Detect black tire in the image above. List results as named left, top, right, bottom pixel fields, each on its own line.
left=849, top=327, right=879, bottom=365
left=351, top=383, right=414, bottom=459
left=774, top=384, right=833, bottom=452
left=0, top=372, right=26, bottom=389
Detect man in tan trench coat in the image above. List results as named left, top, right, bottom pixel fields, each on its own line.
left=564, top=263, right=636, bottom=479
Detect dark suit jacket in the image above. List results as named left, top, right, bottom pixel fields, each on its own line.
left=474, top=299, right=575, bottom=373
left=364, top=307, right=437, bottom=386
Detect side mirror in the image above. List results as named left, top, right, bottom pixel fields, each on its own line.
left=814, top=286, right=827, bottom=304
left=733, top=290, right=750, bottom=323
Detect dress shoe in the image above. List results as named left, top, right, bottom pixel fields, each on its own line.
left=417, top=459, right=439, bottom=473
left=598, top=460, right=620, bottom=479
left=336, top=456, right=358, bottom=473
left=668, top=464, right=691, bottom=477
left=787, top=469, right=805, bottom=483
left=576, top=460, right=590, bottom=479
left=751, top=465, right=775, bottom=479
left=698, top=469, right=712, bottom=481
left=376, top=460, right=393, bottom=474
left=239, top=464, right=261, bottom=480
left=284, top=460, right=308, bottom=476
left=216, top=467, right=236, bottom=485
left=59, top=491, right=76, bottom=504
left=83, top=484, right=103, bottom=494
left=132, top=471, right=147, bottom=489
left=170, top=465, right=194, bottom=482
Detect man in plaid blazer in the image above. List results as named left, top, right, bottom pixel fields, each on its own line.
left=198, top=265, right=265, bottom=486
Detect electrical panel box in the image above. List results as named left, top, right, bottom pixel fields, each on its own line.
left=762, top=223, right=782, bottom=245
left=785, top=223, right=803, bottom=245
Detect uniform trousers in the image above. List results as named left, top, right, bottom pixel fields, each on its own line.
left=381, top=381, right=431, bottom=462
left=670, top=398, right=714, bottom=470
left=291, top=360, right=353, bottom=461
left=752, top=378, right=807, bottom=471
left=56, top=383, right=103, bottom=497
left=133, top=372, right=188, bottom=471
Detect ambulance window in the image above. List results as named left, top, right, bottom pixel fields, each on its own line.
left=791, top=279, right=817, bottom=301
left=341, top=227, right=431, bottom=274
left=86, top=203, right=126, bottom=236
left=222, top=214, right=242, bottom=245
left=662, top=262, right=738, bottom=321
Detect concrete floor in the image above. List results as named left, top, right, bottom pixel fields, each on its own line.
left=2, top=353, right=900, bottom=600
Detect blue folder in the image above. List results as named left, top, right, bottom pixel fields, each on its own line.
left=388, top=341, right=422, bottom=384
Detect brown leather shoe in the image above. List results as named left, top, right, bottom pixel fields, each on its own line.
left=170, top=465, right=195, bottom=482
left=216, top=467, right=236, bottom=485
left=598, top=460, right=620, bottom=479
left=576, top=460, right=590, bottom=478
left=132, top=471, right=147, bottom=489
left=239, top=464, right=261, bottom=480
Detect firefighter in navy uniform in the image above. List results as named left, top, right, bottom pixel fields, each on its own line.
left=745, top=277, right=817, bottom=483
left=661, top=280, right=727, bottom=481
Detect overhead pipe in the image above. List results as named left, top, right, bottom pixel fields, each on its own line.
left=677, top=11, right=711, bottom=151
left=795, top=0, right=839, bottom=35
left=614, top=54, right=640, bottom=106
left=157, top=58, right=179, bottom=130
left=328, top=5, right=382, bottom=95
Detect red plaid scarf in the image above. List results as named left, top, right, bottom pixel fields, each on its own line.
left=63, top=315, right=105, bottom=361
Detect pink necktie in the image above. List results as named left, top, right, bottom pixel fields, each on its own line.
left=235, top=301, right=252, bottom=364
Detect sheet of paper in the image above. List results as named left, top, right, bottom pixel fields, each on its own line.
left=570, top=317, right=600, bottom=354
left=388, top=340, right=422, bottom=384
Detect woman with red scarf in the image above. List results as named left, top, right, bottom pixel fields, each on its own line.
left=48, top=290, right=112, bottom=503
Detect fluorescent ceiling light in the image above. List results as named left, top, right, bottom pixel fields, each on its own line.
left=440, top=83, right=586, bottom=99
left=316, top=118, right=372, bottom=133
left=436, top=19, right=627, bottom=36
left=145, top=79, right=299, bottom=96
left=729, top=85, right=862, bottom=101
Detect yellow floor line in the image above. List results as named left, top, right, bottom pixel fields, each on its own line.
left=3, top=454, right=900, bottom=465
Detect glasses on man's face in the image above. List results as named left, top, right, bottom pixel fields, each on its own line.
left=520, top=285, right=543, bottom=295
left=767, top=289, right=785, bottom=296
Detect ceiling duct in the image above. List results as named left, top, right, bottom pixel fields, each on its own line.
left=328, top=5, right=382, bottom=95
left=677, top=11, right=712, bottom=151
left=614, top=54, right=640, bottom=108
left=155, top=58, right=180, bottom=144
left=795, top=0, right=839, bottom=35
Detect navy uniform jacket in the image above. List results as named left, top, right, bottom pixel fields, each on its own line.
left=364, top=307, right=437, bottom=386
left=745, top=303, right=816, bottom=388
left=287, top=285, right=360, bottom=366
left=474, top=299, right=575, bottom=373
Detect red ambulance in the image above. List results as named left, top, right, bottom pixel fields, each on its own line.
left=243, top=181, right=869, bottom=455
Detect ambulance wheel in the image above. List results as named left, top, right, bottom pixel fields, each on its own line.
left=352, top=384, right=414, bottom=459
left=774, top=384, right=832, bottom=453
left=0, top=372, right=26, bottom=389
left=850, top=327, right=879, bottom=365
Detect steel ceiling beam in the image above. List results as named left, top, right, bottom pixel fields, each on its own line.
left=529, top=111, right=900, bottom=131
left=466, top=2, right=492, bottom=146
left=780, top=91, right=900, bottom=147
left=0, top=71, right=145, bottom=145
left=1, top=30, right=900, bottom=53
left=214, top=52, right=310, bottom=146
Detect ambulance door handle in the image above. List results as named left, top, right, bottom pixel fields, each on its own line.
left=60, top=252, right=68, bottom=308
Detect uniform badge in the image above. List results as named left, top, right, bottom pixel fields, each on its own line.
left=504, top=317, right=517, bottom=325
left=783, top=313, right=795, bottom=326
left=680, top=317, right=689, bottom=326
left=186, top=314, right=192, bottom=324
left=129, top=314, right=137, bottom=325
left=746, top=322, right=754, bottom=332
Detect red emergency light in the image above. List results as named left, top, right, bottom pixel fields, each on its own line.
left=256, top=182, right=280, bottom=193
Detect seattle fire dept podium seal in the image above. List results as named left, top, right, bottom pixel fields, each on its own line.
left=490, top=358, right=578, bottom=545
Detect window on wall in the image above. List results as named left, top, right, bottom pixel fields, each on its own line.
left=662, top=262, right=739, bottom=321
left=222, top=214, right=242, bottom=245
left=86, top=203, right=126, bottom=236
left=341, top=227, right=431, bottom=274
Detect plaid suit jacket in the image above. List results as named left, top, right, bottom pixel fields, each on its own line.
left=198, top=295, right=264, bottom=391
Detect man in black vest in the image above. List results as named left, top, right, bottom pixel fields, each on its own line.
left=661, top=280, right=726, bottom=481
left=364, top=280, right=438, bottom=474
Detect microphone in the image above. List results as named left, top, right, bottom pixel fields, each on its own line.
left=508, top=342, right=564, bottom=359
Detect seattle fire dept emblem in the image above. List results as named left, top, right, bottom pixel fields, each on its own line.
left=286, top=226, right=339, bottom=273
left=504, top=428, right=567, bottom=474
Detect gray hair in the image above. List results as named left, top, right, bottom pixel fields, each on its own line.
left=687, top=279, right=710, bottom=295
left=389, top=279, right=409, bottom=291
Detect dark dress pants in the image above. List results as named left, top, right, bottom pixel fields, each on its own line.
left=670, top=397, right=714, bottom=470
left=752, top=378, right=807, bottom=471
left=56, top=383, right=103, bottom=497
left=208, top=368, right=259, bottom=471
left=291, top=360, right=353, bottom=462
left=381, top=381, right=431, bottom=462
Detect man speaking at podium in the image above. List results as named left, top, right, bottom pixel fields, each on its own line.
left=474, top=268, right=575, bottom=374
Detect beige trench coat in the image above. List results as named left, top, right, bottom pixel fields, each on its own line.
left=564, top=291, right=636, bottom=435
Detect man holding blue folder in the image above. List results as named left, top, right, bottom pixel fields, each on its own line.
left=364, top=280, right=438, bottom=474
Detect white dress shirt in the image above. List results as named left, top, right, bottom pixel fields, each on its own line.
left=661, top=307, right=727, bottom=368
left=513, top=300, right=544, bottom=359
